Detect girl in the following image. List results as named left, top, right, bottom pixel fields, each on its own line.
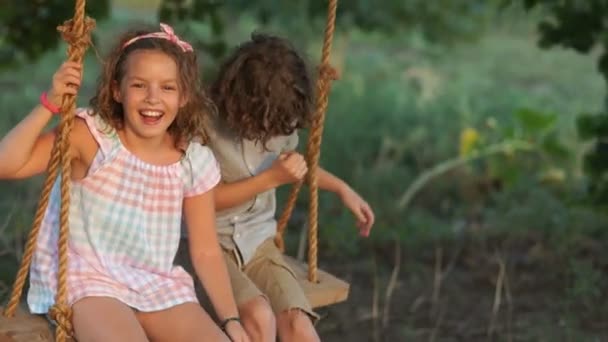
left=0, top=24, right=248, bottom=342
left=205, top=33, right=375, bottom=342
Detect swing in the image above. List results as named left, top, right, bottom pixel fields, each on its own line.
left=0, top=0, right=346, bottom=340
left=273, top=0, right=350, bottom=309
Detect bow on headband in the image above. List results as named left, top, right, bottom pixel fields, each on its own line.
left=122, top=23, right=193, bottom=52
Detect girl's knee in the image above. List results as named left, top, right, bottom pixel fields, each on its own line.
left=138, top=302, right=227, bottom=342
left=183, top=317, right=229, bottom=342
left=212, top=329, right=232, bottom=342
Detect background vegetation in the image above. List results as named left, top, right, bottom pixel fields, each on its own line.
left=1, top=0, right=606, bottom=340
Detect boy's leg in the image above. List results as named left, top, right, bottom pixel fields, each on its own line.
left=72, top=296, right=148, bottom=342
left=175, top=238, right=276, bottom=342
left=244, top=239, right=320, bottom=342
left=223, top=249, right=277, bottom=342
left=232, top=283, right=276, bottom=342
left=276, top=309, right=319, bottom=342
left=136, top=302, right=228, bottom=342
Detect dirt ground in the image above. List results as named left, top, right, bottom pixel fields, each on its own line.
left=1, top=234, right=605, bottom=341
left=314, top=236, right=608, bottom=342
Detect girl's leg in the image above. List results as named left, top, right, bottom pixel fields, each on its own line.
left=175, top=240, right=275, bottom=341
left=72, top=296, right=148, bottom=342
left=137, top=302, right=229, bottom=342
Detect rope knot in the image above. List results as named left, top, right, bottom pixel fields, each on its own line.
left=49, top=304, right=73, bottom=336
left=57, top=16, right=96, bottom=58
left=318, top=64, right=339, bottom=82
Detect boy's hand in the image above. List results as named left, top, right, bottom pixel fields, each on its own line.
left=339, top=187, right=375, bottom=237
left=269, top=152, right=308, bottom=186
left=47, top=61, right=82, bottom=109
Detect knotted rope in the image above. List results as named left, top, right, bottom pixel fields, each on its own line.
left=3, top=1, right=94, bottom=341
left=275, top=0, right=339, bottom=282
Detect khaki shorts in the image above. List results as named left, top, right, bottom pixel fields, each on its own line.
left=175, top=238, right=319, bottom=321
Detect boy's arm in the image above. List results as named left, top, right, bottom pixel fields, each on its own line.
left=214, top=152, right=308, bottom=211
left=317, top=167, right=375, bottom=237
left=316, top=167, right=348, bottom=194
left=214, top=171, right=278, bottom=211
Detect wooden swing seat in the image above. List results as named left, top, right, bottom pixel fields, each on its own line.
left=172, top=238, right=350, bottom=309
left=0, top=306, right=55, bottom=342
left=283, top=255, right=349, bottom=308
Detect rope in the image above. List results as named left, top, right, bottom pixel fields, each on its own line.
left=3, top=1, right=94, bottom=341
left=275, top=0, right=339, bottom=282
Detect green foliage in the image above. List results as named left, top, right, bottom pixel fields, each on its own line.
left=486, top=179, right=607, bottom=244
left=0, top=1, right=110, bottom=67
left=567, top=259, right=605, bottom=309
left=521, top=0, right=607, bottom=60
left=517, top=0, right=608, bottom=205
left=577, top=113, right=608, bottom=141
left=284, top=24, right=604, bottom=256
left=155, top=0, right=502, bottom=63
left=577, top=112, right=608, bottom=204
left=219, top=0, right=500, bottom=43
left=0, top=0, right=504, bottom=68
left=157, top=0, right=227, bottom=59
left=514, top=107, right=557, bottom=134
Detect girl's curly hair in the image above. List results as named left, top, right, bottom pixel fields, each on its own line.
left=211, top=33, right=314, bottom=147
left=89, top=25, right=214, bottom=146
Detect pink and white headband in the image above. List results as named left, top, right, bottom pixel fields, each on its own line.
left=122, top=23, right=193, bottom=52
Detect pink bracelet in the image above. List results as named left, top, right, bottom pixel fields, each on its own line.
left=40, top=92, right=61, bottom=114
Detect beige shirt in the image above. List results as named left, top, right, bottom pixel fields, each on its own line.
left=206, top=118, right=298, bottom=266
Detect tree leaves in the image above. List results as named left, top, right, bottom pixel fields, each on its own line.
left=0, top=1, right=110, bottom=68
left=514, top=108, right=557, bottom=135
left=521, top=0, right=608, bottom=204
left=577, top=114, right=608, bottom=141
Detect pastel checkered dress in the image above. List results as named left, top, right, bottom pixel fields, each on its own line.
left=27, top=109, right=220, bottom=313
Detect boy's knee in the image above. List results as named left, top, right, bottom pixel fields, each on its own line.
left=278, top=309, right=319, bottom=342
left=240, top=296, right=276, bottom=336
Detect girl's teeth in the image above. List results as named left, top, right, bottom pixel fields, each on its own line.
left=141, top=111, right=162, bottom=117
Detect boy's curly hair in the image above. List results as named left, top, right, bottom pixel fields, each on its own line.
left=89, top=25, right=214, bottom=146
left=211, top=33, right=314, bottom=147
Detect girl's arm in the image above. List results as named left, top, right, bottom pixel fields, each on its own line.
left=0, top=61, right=83, bottom=179
left=214, top=151, right=307, bottom=211
left=0, top=108, right=57, bottom=179
left=183, top=189, right=245, bottom=333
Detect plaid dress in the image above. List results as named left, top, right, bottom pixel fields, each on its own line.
left=27, top=109, right=220, bottom=313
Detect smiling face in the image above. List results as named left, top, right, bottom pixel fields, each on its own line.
left=112, top=49, right=185, bottom=141
left=90, top=27, right=214, bottom=148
